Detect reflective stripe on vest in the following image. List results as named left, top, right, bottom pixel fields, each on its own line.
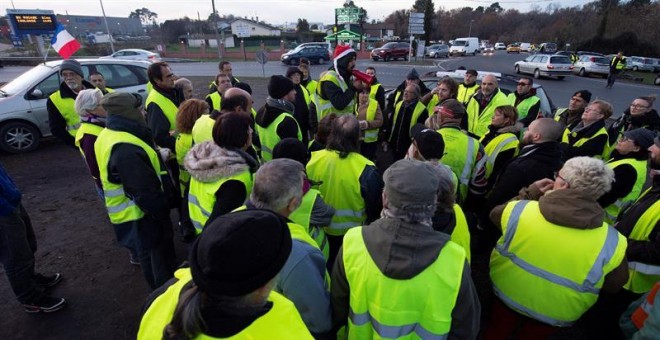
left=562, top=126, right=610, bottom=159
left=491, top=200, right=627, bottom=326
left=438, top=127, right=479, bottom=203
left=137, top=268, right=313, bottom=340
left=255, top=112, right=302, bottom=162
left=343, top=226, right=464, bottom=339
left=175, top=133, right=193, bottom=193
left=554, top=108, right=568, bottom=122
left=306, top=150, right=373, bottom=236
left=368, top=83, right=381, bottom=103
left=481, top=132, right=520, bottom=179
left=624, top=193, right=660, bottom=293
left=507, top=93, right=540, bottom=121
left=604, top=158, right=647, bottom=225
left=289, top=189, right=330, bottom=260
left=390, top=101, right=426, bottom=141
left=49, top=90, right=81, bottom=137
left=466, top=90, right=510, bottom=137
left=631, top=282, right=660, bottom=329
left=317, top=70, right=354, bottom=119
left=95, top=129, right=163, bottom=224
left=206, top=91, right=222, bottom=111
left=145, top=89, right=178, bottom=129
left=188, top=168, right=253, bottom=234
left=75, top=122, right=104, bottom=151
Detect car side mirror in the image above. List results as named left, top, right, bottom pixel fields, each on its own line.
left=29, top=89, right=44, bottom=99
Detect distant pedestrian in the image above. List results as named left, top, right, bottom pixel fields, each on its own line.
left=0, top=162, right=65, bottom=313
left=607, top=51, right=627, bottom=88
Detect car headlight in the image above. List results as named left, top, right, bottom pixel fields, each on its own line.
left=283, top=55, right=289, bottom=59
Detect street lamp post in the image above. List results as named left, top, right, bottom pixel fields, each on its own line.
left=468, top=20, right=474, bottom=37
left=99, top=0, right=115, bottom=53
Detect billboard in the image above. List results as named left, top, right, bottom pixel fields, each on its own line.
left=7, top=9, right=57, bottom=36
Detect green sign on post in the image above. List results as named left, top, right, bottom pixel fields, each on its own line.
left=335, top=7, right=362, bottom=24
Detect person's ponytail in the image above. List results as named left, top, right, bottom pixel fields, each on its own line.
left=163, top=282, right=206, bottom=340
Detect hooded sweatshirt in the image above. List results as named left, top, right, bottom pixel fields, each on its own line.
left=255, top=97, right=300, bottom=141
left=185, top=141, right=256, bottom=223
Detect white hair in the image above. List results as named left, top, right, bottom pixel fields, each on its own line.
left=74, top=88, right=103, bottom=117
left=250, top=159, right=304, bottom=212
left=561, top=157, right=615, bottom=198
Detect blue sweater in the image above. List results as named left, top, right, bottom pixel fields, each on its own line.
left=0, top=162, right=22, bottom=216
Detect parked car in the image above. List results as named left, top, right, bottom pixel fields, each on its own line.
left=371, top=42, right=411, bottom=62
left=519, top=42, right=531, bottom=52
left=425, top=44, right=449, bottom=58
left=281, top=46, right=330, bottom=65
left=538, top=42, right=557, bottom=54
left=626, top=56, right=655, bottom=72
left=573, top=55, right=610, bottom=78
left=650, top=58, right=660, bottom=73
left=410, top=69, right=556, bottom=117
left=514, top=54, right=574, bottom=80
left=100, top=49, right=161, bottom=62
left=494, top=42, right=506, bottom=50
left=507, top=43, right=521, bottom=54
left=296, top=42, right=332, bottom=54
left=0, top=59, right=151, bottom=153
left=554, top=51, right=573, bottom=58
left=577, top=51, right=605, bottom=57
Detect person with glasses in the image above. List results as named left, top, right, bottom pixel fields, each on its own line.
left=599, top=128, right=654, bottom=226
left=465, top=74, right=510, bottom=138
left=608, top=96, right=660, bottom=146
left=554, top=90, right=592, bottom=128
left=507, top=77, right=540, bottom=127
left=385, top=83, right=429, bottom=161
left=479, top=105, right=521, bottom=183
left=485, top=156, right=628, bottom=339
left=560, top=99, right=613, bottom=161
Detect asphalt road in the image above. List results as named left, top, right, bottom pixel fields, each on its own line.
left=1, top=51, right=658, bottom=116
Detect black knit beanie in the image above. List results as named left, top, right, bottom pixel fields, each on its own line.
left=268, top=75, right=295, bottom=99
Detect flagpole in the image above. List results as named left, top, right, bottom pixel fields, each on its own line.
left=44, top=44, right=52, bottom=62
left=99, top=0, right=115, bottom=54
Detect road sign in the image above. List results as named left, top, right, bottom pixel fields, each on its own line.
left=256, top=50, right=268, bottom=64
left=336, top=7, right=362, bottom=25
left=409, top=18, right=424, bottom=24
left=410, top=12, right=424, bottom=19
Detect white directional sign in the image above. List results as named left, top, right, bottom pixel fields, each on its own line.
left=408, top=12, right=425, bottom=35
left=409, top=18, right=424, bottom=24
left=410, top=12, right=424, bottom=18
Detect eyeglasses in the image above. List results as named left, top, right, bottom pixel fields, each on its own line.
left=553, top=172, right=565, bottom=182
left=584, top=107, right=602, bottom=115
left=630, top=104, right=649, bottom=109
left=517, top=82, right=530, bottom=86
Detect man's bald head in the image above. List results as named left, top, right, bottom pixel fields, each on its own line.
left=221, top=87, right=253, bottom=113
left=525, top=118, right=562, bottom=144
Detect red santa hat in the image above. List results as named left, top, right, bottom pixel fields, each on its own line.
left=333, top=44, right=355, bottom=60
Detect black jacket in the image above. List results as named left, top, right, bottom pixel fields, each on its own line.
left=560, top=119, right=609, bottom=161
left=385, top=80, right=431, bottom=118
left=104, top=114, right=177, bottom=250
left=292, top=84, right=311, bottom=140
left=47, top=80, right=95, bottom=148
left=146, top=85, right=184, bottom=151
left=608, top=108, right=660, bottom=145
left=386, top=99, right=428, bottom=160
left=255, top=98, right=300, bottom=140
left=598, top=151, right=649, bottom=208
left=482, top=141, right=563, bottom=225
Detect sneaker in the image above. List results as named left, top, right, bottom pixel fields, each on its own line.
left=129, top=253, right=141, bottom=266
left=23, top=296, right=66, bottom=313
left=34, top=273, right=62, bottom=288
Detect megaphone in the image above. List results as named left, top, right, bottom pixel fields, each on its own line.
left=351, top=69, right=374, bottom=86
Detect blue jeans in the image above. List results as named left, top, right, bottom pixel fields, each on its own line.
left=0, top=203, right=43, bottom=304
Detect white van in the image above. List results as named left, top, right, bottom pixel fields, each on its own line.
left=449, top=37, right=479, bottom=56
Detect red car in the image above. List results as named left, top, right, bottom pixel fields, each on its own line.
left=371, top=42, right=411, bottom=62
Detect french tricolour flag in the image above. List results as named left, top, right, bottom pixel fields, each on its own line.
left=51, top=23, right=81, bottom=59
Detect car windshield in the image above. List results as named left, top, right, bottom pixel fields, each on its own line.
left=382, top=43, right=397, bottom=48
left=550, top=56, right=572, bottom=64
left=593, top=57, right=609, bottom=64
left=453, top=40, right=467, bottom=46
left=0, top=64, right=55, bottom=96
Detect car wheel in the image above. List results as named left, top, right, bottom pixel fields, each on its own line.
left=579, top=68, right=586, bottom=77
left=318, top=57, right=325, bottom=65
left=515, top=65, right=520, bottom=74
left=372, top=58, right=378, bottom=61
left=557, top=76, right=565, bottom=80
left=289, top=58, right=298, bottom=66
left=0, top=121, right=40, bottom=154
left=385, top=55, right=391, bottom=62
left=534, top=69, right=541, bottom=79
left=633, top=66, right=638, bottom=72
left=404, top=54, right=409, bottom=61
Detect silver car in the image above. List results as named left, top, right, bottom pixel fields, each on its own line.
left=626, top=56, right=655, bottom=72
left=425, top=44, right=449, bottom=58
left=514, top=54, right=573, bottom=80
left=0, top=59, right=150, bottom=153
left=101, top=49, right=161, bottom=62
left=573, top=55, right=610, bottom=78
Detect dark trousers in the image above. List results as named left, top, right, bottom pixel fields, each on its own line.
left=607, top=70, right=622, bottom=87
left=326, top=234, right=344, bottom=272
left=0, top=203, right=43, bottom=304
left=484, top=297, right=560, bottom=340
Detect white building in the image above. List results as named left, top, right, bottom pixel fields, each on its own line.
left=230, top=18, right=280, bottom=37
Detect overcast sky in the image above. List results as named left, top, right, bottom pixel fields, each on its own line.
left=2, top=0, right=586, bottom=25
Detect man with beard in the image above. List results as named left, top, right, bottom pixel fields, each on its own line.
left=479, top=118, right=564, bottom=247
left=465, top=74, right=509, bottom=138
left=553, top=90, right=591, bottom=128
left=385, top=68, right=431, bottom=119
left=421, top=76, right=459, bottom=113
left=457, top=69, right=479, bottom=106
left=47, top=59, right=95, bottom=148
left=255, top=75, right=302, bottom=161
left=317, top=45, right=365, bottom=119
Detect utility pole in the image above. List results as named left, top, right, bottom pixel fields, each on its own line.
left=211, top=0, right=222, bottom=59
left=99, top=0, right=115, bottom=53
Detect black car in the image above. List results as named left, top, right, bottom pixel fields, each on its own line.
left=281, top=46, right=330, bottom=65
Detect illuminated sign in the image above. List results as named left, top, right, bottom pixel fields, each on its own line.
left=6, top=9, right=58, bottom=36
